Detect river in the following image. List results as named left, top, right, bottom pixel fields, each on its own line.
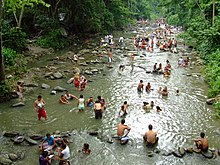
left=0, top=24, right=220, bottom=165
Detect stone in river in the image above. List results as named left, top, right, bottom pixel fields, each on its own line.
left=24, top=82, right=38, bottom=87
left=29, top=134, right=43, bottom=140
left=147, top=151, right=154, bottom=157
left=67, top=77, right=74, bottom=84
left=172, top=151, right=183, bottom=158
left=0, top=157, right=12, bottom=165
left=8, top=153, right=18, bottom=161
left=178, top=147, right=185, bottom=156
left=84, top=70, right=93, bottom=75
left=201, top=150, right=213, bottom=159
left=185, top=147, right=193, bottom=153
left=50, top=90, right=57, bottom=95
left=53, top=86, right=67, bottom=92
left=91, top=69, right=99, bottom=73
left=25, top=137, right=38, bottom=145
left=44, top=72, right=53, bottom=78
left=206, top=98, right=216, bottom=105
left=41, top=83, right=50, bottom=89
left=12, top=102, right=25, bottom=107
left=53, top=72, right=63, bottom=79
left=3, top=131, right=19, bottom=137
left=78, top=57, right=85, bottom=60
left=13, top=135, right=25, bottom=144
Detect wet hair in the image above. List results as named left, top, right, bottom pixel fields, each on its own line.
left=124, top=101, right=127, bottom=104
left=97, top=96, right=101, bottom=100
left=140, top=80, right=143, bottom=83
left=143, top=102, right=147, bottom=105
left=176, top=90, right=179, bottom=93
left=61, top=95, right=64, bottom=97
left=38, top=95, right=42, bottom=99
left=200, top=132, right=205, bottom=138
left=59, top=160, right=66, bottom=165
left=156, top=106, right=160, bottom=109
left=121, top=119, right=125, bottom=124
left=148, top=124, right=153, bottom=130
left=84, top=143, right=89, bottom=149
left=46, top=133, right=50, bottom=137
left=80, top=95, right=83, bottom=98
left=90, top=96, right=93, bottom=98
left=95, top=101, right=99, bottom=103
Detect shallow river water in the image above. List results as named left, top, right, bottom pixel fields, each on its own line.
left=0, top=25, right=220, bottom=165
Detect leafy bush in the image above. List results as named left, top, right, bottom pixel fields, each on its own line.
left=2, top=21, right=27, bottom=53
left=36, top=29, right=68, bottom=49
left=214, top=102, right=220, bottom=118
left=2, top=47, right=17, bottom=65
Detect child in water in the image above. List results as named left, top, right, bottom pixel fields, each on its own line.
left=156, top=106, right=162, bottom=112
left=176, top=89, right=180, bottom=96
left=82, top=143, right=91, bottom=155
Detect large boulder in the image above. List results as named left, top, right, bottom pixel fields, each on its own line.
left=53, top=72, right=63, bottom=79
left=206, top=98, right=217, bottom=105
left=44, top=72, right=53, bottom=78
left=25, top=137, right=38, bottom=145
left=41, top=83, right=50, bottom=89
left=67, top=77, right=74, bottom=84
left=12, top=102, right=25, bottom=107
left=53, top=86, right=67, bottom=92
left=3, top=131, right=19, bottom=137
left=84, top=70, right=93, bottom=75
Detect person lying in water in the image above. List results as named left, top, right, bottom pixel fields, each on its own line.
left=143, top=124, right=158, bottom=147
left=117, top=119, right=131, bottom=144
left=64, top=91, right=78, bottom=100
left=59, top=95, right=69, bottom=104
left=194, top=132, right=209, bottom=152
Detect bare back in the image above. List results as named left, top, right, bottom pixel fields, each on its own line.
left=145, top=130, right=157, bottom=144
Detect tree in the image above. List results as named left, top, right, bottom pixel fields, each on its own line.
left=0, top=0, right=4, bottom=84
left=5, top=0, right=50, bottom=28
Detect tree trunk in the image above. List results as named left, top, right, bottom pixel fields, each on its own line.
left=0, top=0, right=5, bottom=84
left=18, top=5, right=24, bottom=28
left=212, top=0, right=215, bottom=26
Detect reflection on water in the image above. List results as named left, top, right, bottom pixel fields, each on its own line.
left=0, top=36, right=220, bottom=165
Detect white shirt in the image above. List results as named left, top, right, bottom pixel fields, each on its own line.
left=61, top=146, right=70, bottom=160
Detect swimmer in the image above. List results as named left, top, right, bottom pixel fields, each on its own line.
left=118, top=105, right=127, bottom=117
left=59, top=95, right=69, bottom=104
left=156, top=106, right=162, bottom=112
left=161, top=87, right=168, bottom=96
left=176, top=89, right=180, bottom=96
left=143, top=102, right=151, bottom=110
left=150, top=101, right=154, bottom=108
left=157, top=87, right=162, bottom=94
left=122, top=101, right=129, bottom=111
left=64, top=91, right=78, bottom=100
left=86, top=97, right=94, bottom=107
left=143, top=124, right=159, bottom=147
left=119, top=64, right=125, bottom=71
left=137, top=80, right=144, bottom=92
left=82, top=143, right=91, bottom=155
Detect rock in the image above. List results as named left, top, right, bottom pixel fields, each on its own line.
left=91, top=69, right=99, bottom=73
left=8, top=153, right=18, bottom=161
left=44, top=72, right=53, bottom=78
left=53, top=72, right=63, bottom=79
left=79, top=62, right=88, bottom=66
left=13, top=135, right=25, bottom=144
left=172, top=151, right=183, bottom=158
left=185, top=147, right=193, bottom=153
left=24, top=83, right=38, bottom=87
left=146, top=71, right=151, bottom=74
left=84, top=70, right=93, bottom=75
left=53, top=86, right=67, bottom=92
left=3, top=131, right=19, bottom=137
left=78, top=57, right=85, bottom=60
left=88, top=131, right=98, bottom=136
left=161, top=151, right=172, bottom=156
left=178, top=147, right=185, bottom=156
left=0, top=157, right=12, bottom=165
left=67, top=77, right=74, bottom=84
left=147, top=151, right=154, bottom=157
left=79, top=49, right=90, bottom=54
left=50, top=90, right=57, bottom=95
left=153, top=148, right=160, bottom=154
left=12, top=102, right=25, bottom=107
left=206, top=98, right=216, bottom=105
left=41, top=83, right=50, bottom=89
left=201, top=150, right=213, bottom=159
left=73, top=67, right=80, bottom=74
left=16, top=152, right=25, bottom=160
left=29, top=134, right=43, bottom=140
left=6, top=75, right=13, bottom=79
left=186, top=74, right=192, bottom=76
left=25, top=137, right=38, bottom=145
left=92, top=51, right=98, bottom=54
left=193, top=148, right=201, bottom=153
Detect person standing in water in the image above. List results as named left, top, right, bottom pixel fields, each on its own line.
left=16, top=81, right=23, bottom=102
left=137, top=80, right=144, bottom=92
left=77, top=95, right=85, bottom=111
left=143, top=124, right=158, bottom=147
left=34, top=95, right=47, bottom=120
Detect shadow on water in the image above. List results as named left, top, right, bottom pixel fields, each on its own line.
left=0, top=28, right=220, bottom=165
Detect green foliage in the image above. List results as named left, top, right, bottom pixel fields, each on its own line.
left=167, top=14, right=180, bottom=26
left=0, top=83, right=11, bottom=97
left=2, top=21, right=27, bottom=53
left=2, top=47, right=17, bottom=65
left=37, top=29, right=68, bottom=49
left=214, top=102, right=220, bottom=118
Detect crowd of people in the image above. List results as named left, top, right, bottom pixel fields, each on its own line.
left=13, top=19, right=209, bottom=164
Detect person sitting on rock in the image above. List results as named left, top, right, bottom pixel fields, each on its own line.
left=39, top=151, right=50, bottom=165
left=41, top=133, right=56, bottom=152
left=194, top=132, right=209, bottom=152
left=59, top=95, right=69, bottom=104
left=143, top=124, right=158, bottom=147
